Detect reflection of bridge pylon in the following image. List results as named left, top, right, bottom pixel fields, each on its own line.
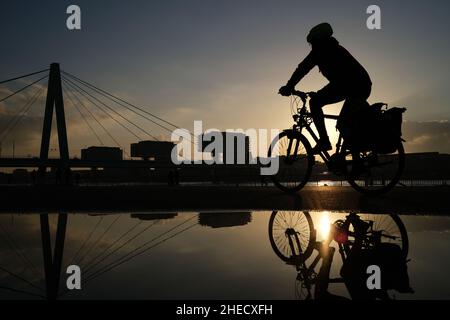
left=40, top=213, right=67, bottom=300
left=39, top=63, right=69, bottom=180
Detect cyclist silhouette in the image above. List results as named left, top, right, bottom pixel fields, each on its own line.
left=279, top=23, right=372, bottom=153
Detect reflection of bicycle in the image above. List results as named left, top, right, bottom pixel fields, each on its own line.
left=267, top=91, right=405, bottom=195
left=268, top=211, right=412, bottom=300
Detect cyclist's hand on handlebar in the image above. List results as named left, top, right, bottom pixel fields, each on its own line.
left=292, top=90, right=308, bottom=101
left=278, top=85, right=293, bottom=97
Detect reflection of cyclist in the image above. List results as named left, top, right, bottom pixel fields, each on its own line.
left=279, top=23, right=372, bottom=153
left=313, top=242, right=412, bottom=300
left=269, top=211, right=412, bottom=300
left=341, top=242, right=413, bottom=300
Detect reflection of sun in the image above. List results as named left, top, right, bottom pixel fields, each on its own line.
left=319, top=212, right=331, bottom=240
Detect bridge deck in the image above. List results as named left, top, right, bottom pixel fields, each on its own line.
left=0, top=158, right=175, bottom=168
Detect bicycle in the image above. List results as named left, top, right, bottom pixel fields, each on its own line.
left=267, top=91, right=405, bottom=195
left=268, top=211, right=412, bottom=300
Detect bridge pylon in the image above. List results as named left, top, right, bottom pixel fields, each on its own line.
left=38, top=63, right=69, bottom=181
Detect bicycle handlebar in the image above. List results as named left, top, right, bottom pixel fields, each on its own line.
left=291, top=90, right=314, bottom=102
left=290, top=90, right=340, bottom=120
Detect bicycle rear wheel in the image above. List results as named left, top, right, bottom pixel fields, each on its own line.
left=267, top=131, right=314, bottom=192
left=342, top=213, right=409, bottom=259
left=346, top=141, right=405, bottom=195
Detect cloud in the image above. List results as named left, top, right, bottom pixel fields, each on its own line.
left=0, top=84, right=48, bottom=156
left=403, top=120, right=450, bottom=153
left=391, top=84, right=450, bottom=121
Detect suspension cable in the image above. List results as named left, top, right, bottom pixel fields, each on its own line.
left=84, top=215, right=197, bottom=280
left=60, top=217, right=197, bottom=298
left=0, top=223, right=41, bottom=278
left=76, top=215, right=122, bottom=268
left=81, top=220, right=142, bottom=272
left=0, top=84, right=44, bottom=139
left=0, top=74, right=48, bottom=103
left=68, top=216, right=104, bottom=266
left=62, top=71, right=198, bottom=147
left=62, top=82, right=104, bottom=146
left=0, top=285, right=45, bottom=299
left=0, top=265, right=44, bottom=293
left=61, top=71, right=200, bottom=162
left=0, top=85, right=45, bottom=143
left=83, top=220, right=158, bottom=275
left=63, top=77, right=147, bottom=141
left=62, top=70, right=180, bottom=130
left=62, top=75, right=158, bottom=141
left=84, top=221, right=198, bottom=285
left=62, top=79, right=130, bottom=156
left=0, top=68, right=49, bottom=85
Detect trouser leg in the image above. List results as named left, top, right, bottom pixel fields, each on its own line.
left=343, top=85, right=372, bottom=174
left=310, top=83, right=345, bottom=142
left=309, top=98, right=328, bottom=142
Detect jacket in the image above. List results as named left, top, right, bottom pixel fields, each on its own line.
left=287, top=37, right=372, bottom=90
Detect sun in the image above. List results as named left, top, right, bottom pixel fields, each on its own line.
left=318, top=212, right=331, bottom=240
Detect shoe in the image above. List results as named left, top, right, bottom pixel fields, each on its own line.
left=312, top=139, right=332, bottom=154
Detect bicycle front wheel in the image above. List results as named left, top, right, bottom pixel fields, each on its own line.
left=267, top=131, right=314, bottom=192
left=268, top=211, right=316, bottom=264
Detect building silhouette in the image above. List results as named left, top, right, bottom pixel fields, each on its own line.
left=131, top=213, right=178, bottom=220
left=198, top=212, right=252, bottom=228
left=200, top=131, right=251, bottom=164
left=131, top=140, right=175, bottom=161
left=81, top=146, right=123, bottom=161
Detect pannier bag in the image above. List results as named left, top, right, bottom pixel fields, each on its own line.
left=372, top=105, right=406, bottom=154
left=338, top=102, right=406, bottom=154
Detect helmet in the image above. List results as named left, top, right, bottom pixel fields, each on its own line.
left=307, top=23, right=333, bottom=44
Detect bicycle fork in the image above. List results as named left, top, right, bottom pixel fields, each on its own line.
left=286, top=134, right=301, bottom=163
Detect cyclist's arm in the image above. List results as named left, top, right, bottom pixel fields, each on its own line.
left=286, top=51, right=316, bottom=88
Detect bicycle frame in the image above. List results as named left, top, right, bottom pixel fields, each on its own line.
left=290, top=92, right=343, bottom=164
left=288, top=231, right=344, bottom=299
left=272, top=90, right=406, bottom=194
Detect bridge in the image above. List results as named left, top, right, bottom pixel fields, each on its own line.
left=0, top=63, right=189, bottom=175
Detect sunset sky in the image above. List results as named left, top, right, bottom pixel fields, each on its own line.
left=0, top=0, right=449, bottom=157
